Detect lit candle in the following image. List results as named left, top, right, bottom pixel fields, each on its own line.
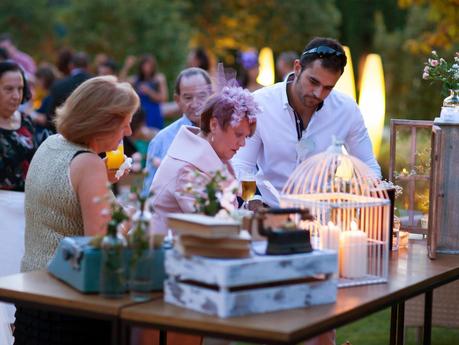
left=320, top=221, right=341, bottom=252
left=339, top=221, right=368, bottom=278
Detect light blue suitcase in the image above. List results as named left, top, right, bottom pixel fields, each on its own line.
left=48, top=236, right=168, bottom=293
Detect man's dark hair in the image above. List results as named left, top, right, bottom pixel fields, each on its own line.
left=300, top=37, right=347, bottom=74
left=0, top=47, right=9, bottom=60
left=174, top=67, right=211, bottom=95
left=0, top=33, right=12, bottom=44
left=193, top=47, right=210, bottom=71
left=71, top=52, right=89, bottom=69
left=100, top=59, right=118, bottom=73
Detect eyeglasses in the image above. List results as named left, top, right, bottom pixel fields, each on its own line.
left=301, top=46, right=345, bottom=59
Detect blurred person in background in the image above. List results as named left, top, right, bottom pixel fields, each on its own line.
left=56, top=48, right=74, bottom=77
left=15, top=76, right=139, bottom=345
left=0, top=61, right=36, bottom=191
left=186, top=47, right=210, bottom=72
left=121, top=54, right=168, bottom=130
left=276, top=51, right=298, bottom=80
left=31, top=64, right=58, bottom=144
left=0, top=33, right=36, bottom=76
left=0, top=61, right=36, bottom=345
left=142, top=67, right=212, bottom=195
left=97, top=58, right=118, bottom=76
left=239, top=50, right=263, bottom=92
left=45, top=51, right=92, bottom=131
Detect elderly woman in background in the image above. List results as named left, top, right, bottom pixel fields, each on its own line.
left=0, top=60, right=36, bottom=345
left=150, top=84, right=259, bottom=233
left=14, top=76, right=139, bottom=345
left=0, top=61, right=36, bottom=191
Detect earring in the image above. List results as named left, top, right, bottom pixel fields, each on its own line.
left=210, top=134, right=214, bottom=143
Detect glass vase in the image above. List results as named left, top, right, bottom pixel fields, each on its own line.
left=128, top=210, right=154, bottom=302
left=443, top=89, right=459, bottom=108
left=100, top=222, right=127, bottom=298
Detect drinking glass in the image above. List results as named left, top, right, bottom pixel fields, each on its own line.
left=106, top=141, right=125, bottom=170
left=239, top=169, right=257, bottom=209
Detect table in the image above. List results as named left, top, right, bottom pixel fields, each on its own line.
left=0, top=270, right=161, bottom=345
left=120, top=240, right=459, bottom=345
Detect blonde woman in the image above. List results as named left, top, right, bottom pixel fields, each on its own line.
left=16, top=76, right=139, bottom=345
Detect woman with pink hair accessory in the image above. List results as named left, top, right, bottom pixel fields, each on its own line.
left=149, top=64, right=260, bottom=234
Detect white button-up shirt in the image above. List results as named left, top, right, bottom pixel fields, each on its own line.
left=232, top=77, right=381, bottom=206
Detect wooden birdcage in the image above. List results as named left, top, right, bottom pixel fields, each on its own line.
left=279, top=141, right=390, bottom=287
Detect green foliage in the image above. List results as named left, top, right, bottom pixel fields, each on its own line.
left=183, top=0, right=341, bottom=60
left=60, top=0, right=190, bottom=85
left=399, top=0, right=459, bottom=53
left=373, top=8, right=449, bottom=119
left=0, top=0, right=55, bottom=60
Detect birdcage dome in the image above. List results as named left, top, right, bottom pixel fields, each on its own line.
left=281, top=140, right=388, bottom=200
left=279, top=140, right=391, bottom=287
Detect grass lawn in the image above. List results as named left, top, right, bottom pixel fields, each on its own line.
left=337, top=308, right=459, bottom=345
left=235, top=307, right=459, bottom=345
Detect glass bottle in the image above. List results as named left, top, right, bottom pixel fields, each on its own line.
left=128, top=206, right=154, bottom=302
left=443, top=89, right=459, bottom=108
left=100, top=221, right=127, bottom=298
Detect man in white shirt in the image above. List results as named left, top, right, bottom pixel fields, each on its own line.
left=233, top=37, right=381, bottom=207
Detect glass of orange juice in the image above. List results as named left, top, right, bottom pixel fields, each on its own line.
left=106, top=141, right=125, bottom=170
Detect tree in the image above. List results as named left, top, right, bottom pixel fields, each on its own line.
left=0, top=0, right=55, bottom=61
left=60, top=0, right=191, bottom=84
left=398, top=0, right=459, bottom=53
left=373, top=8, right=447, bottom=120
left=183, top=0, right=341, bottom=61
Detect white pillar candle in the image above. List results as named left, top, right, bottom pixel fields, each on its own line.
left=339, top=221, right=368, bottom=278
left=320, top=221, right=341, bottom=252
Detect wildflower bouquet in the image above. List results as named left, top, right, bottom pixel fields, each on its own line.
left=181, top=168, right=239, bottom=217
left=422, top=50, right=459, bottom=92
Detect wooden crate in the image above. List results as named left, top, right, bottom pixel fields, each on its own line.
left=164, top=244, right=337, bottom=318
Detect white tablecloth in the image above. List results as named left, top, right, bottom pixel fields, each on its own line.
left=0, top=190, right=25, bottom=344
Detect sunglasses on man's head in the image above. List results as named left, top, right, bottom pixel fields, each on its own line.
left=301, top=46, right=345, bottom=59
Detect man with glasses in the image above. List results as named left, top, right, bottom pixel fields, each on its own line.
left=233, top=37, right=381, bottom=207
left=143, top=67, right=212, bottom=195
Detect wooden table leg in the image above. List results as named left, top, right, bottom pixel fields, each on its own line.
left=112, top=319, right=120, bottom=345
left=423, top=290, right=433, bottom=345
left=396, top=302, right=405, bottom=345
left=159, top=329, right=167, bottom=345
left=390, top=305, right=398, bottom=345
left=120, top=320, right=131, bottom=345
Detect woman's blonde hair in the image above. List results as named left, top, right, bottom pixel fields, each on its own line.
left=55, top=76, right=140, bottom=145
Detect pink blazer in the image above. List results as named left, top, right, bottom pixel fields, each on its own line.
left=149, top=126, right=235, bottom=234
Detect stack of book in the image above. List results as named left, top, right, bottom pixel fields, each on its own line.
left=167, top=213, right=250, bottom=258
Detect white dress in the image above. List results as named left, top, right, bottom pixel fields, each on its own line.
left=0, top=190, right=25, bottom=345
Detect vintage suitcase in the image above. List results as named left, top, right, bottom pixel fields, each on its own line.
left=164, top=241, right=338, bottom=318
left=48, top=236, right=168, bottom=292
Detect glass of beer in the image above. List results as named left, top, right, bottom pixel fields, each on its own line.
left=240, top=169, right=257, bottom=209
left=106, top=140, right=125, bottom=170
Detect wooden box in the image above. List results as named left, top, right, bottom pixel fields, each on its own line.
left=164, top=243, right=337, bottom=318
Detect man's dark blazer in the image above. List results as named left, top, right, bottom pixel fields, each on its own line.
left=45, top=71, right=92, bottom=130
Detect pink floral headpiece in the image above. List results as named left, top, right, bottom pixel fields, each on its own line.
left=215, top=63, right=260, bottom=127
